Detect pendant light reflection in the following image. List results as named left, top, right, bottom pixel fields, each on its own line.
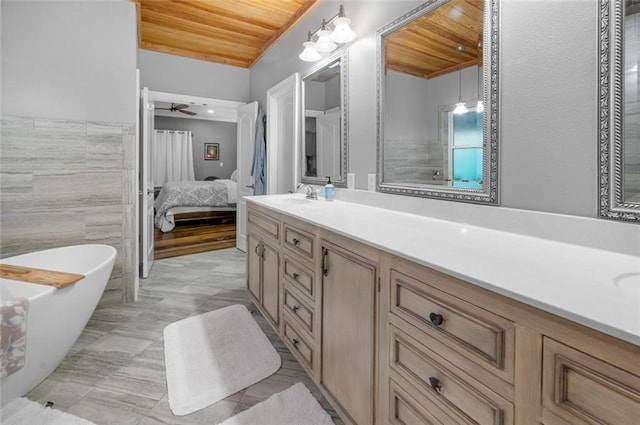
left=453, top=69, right=468, bottom=115
left=298, top=4, right=356, bottom=62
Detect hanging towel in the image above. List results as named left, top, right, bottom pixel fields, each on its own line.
left=0, top=297, right=28, bottom=377
left=251, top=108, right=267, bottom=195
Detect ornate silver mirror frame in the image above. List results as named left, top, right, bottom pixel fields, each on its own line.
left=376, top=0, right=499, bottom=204
left=300, top=50, right=348, bottom=187
left=599, top=0, right=640, bottom=222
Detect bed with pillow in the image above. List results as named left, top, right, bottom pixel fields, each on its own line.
left=154, top=171, right=238, bottom=232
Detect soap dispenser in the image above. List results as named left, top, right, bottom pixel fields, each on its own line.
left=324, top=176, right=334, bottom=201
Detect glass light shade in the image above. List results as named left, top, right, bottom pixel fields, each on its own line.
left=476, top=100, right=484, bottom=113
left=315, top=29, right=337, bottom=53
left=331, top=17, right=356, bottom=43
left=453, top=100, right=469, bottom=115
left=299, top=41, right=321, bottom=61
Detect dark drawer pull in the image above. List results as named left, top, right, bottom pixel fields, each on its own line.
left=292, top=238, right=300, bottom=246
left=428, top=377, right=442, bottom=393
left=292, top=338, right=299, bottom=346
left=292, top=272, right=299, bottom=279
left=291, top=305, right=299, bottom=313
left=429, top=312, right=444, bottom=326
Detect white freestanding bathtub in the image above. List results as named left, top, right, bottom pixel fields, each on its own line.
left=0, top=244, right=117, bottom=407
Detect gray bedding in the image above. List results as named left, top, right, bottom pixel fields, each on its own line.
left=154, top=180, right=237, bottom=232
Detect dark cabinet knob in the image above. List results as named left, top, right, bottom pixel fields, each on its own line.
left=292, top=272, right=299, bottom=279
left=428, top=377, right=442, bottom=393
left=254, top=243, right=263, bottom=258
left=292, top=238, right=300, bottom=246
left=291, top=305, right=299, bottom=312
left=292, top=338, right=299, bottom=346
left=429, top=312, right=444, bottom=326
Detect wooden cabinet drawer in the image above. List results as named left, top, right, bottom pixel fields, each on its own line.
left=283, top=284, right=314, bottom=336
left=283, top=315, right=314, bottom=372
left=283, top=255, right=315, bottom=301
left=248, top=209, right=279, bottom=241
left=542, top=337, right=640, bottom=425
left=390, top=325, right=513, bottom=425
left=283, top=223, right=315, bottom=260
left=389, top=379, right=447, bottom=425
left=390, top=268, right=515, bottom=383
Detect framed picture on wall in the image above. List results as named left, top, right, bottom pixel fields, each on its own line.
left=204, top=142, right=219, bottom=160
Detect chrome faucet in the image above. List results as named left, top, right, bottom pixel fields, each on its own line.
left=296, top=183, right=318, bottom=200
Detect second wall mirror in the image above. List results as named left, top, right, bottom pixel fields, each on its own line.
left=301, top=51, right=348, bottom=187
left=598, top=0, right=640, bottom=222
left=376, top=0, right=499, bottom=204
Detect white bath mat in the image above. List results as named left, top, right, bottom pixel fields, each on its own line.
left=0, top=397, right=97, bottom=425
left=164, top=304, right=281, bottom=416
left=218, top=382, right=334, bottom=425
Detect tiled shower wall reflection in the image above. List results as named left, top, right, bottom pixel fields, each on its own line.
left=0, top=116, right=137, bottom=304
left=384, top=139, right=445, bottom=184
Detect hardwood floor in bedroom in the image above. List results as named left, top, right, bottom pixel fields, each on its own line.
left=154, top=212, right=236, bottom=259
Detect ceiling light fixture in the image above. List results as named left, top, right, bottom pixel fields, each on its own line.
left=453, top=68, right=468, bottom=115
left=298, top=4, right=356, bottom=62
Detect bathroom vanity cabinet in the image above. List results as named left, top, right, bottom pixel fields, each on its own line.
left=320, top=235, right=379, bottom=425
left=246, top=208, right=280, bottom=328
left=245, top=199, right=640, bottom=425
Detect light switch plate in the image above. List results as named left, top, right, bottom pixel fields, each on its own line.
left=367, top=174, right=376, bottom=191
left=347, top=173, right=355, bottom=190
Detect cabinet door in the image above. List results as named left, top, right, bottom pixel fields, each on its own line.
left=321, top=242, right=377, bottom=425
left=247, top=234, right=261, bottom=302
left=262, top=242, right=280, bottom=327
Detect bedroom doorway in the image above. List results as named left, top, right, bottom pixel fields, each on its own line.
left=138, top=89, right=245, bottom=273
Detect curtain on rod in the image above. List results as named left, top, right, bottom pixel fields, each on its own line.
left=153, top=130, right=196, bottom=186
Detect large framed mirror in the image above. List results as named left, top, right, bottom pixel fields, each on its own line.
left=376, top=0, right=499, bottom=204
left=599, top=0, right=640, bottom=222
left=300, top=50, right=348, bottom=187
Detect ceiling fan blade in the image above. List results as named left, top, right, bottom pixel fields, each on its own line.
left=173, top=104, right=189, bottom=110
left=180, top=110, right=197, bottom=116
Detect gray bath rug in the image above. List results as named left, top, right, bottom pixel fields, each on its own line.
left=218, top=382, right=334, bottom=425
left=0, top=397, right=97, bottom=425
left=164, top=304, right=281, bottom=416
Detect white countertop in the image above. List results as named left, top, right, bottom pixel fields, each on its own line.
left=247, top=194, right=640, bottom=347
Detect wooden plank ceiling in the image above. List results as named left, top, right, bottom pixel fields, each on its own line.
left=385, top=0, right=484, bottom=80
left=134, top=0, right=320, bottom=68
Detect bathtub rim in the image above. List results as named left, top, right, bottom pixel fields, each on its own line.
left=0, top=244, right=117, bottom=278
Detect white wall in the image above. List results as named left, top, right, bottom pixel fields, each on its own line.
left=0, top=0, right=139, bottom=303
left=154, top=116, right=238, bottom=181
left=250, top=0, right=602, bottom=218
left=138, top=49, right=250, bottom=102
left=1, top=0, right=137, bottom=123
left=500, top=0, right=597, bottom=216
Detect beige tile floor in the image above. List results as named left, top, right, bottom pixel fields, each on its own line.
left=26, top=248, right=342, bottom=425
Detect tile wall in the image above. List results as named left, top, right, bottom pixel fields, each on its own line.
left=0, top=116, right=137, bottom=303
left=383, top=138, right=445, bottom=184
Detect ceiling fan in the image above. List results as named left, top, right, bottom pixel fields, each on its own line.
left=156, top=103, right=197, bottom=116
